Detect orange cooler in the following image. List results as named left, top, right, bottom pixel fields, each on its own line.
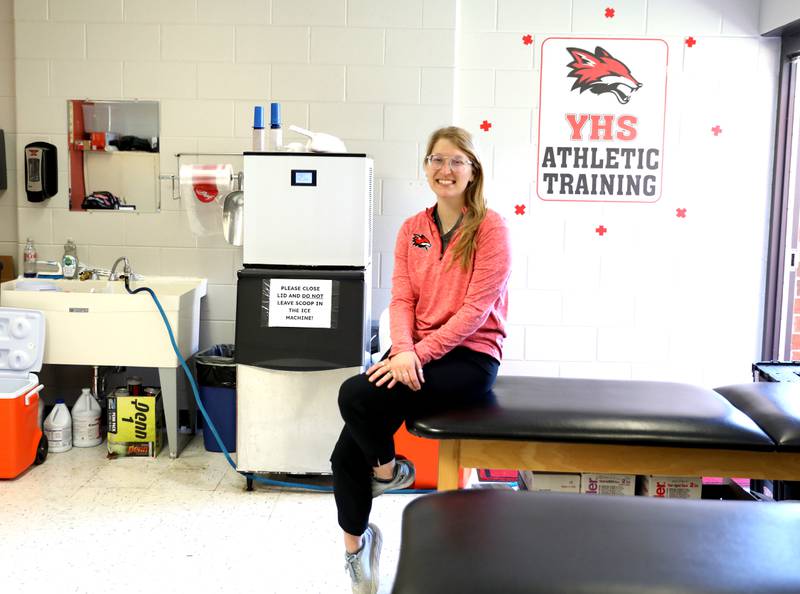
left=0, top=307, right=47, bottom=479
left=394, top=424, right=440, bottom=489
left=394, top=424, right=468, bottom=490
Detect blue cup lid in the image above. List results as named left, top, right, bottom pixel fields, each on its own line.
left=270, top=102, right=281, bottom=127
left=56, top=398, right=64, bottom=404
left=253, top=106, right=265, bottom=129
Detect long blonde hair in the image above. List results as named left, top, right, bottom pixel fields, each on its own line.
left=425, top=126, right=487, bottom=270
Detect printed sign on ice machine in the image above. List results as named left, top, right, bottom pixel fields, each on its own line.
left=268, top=279, right=333, bottom=328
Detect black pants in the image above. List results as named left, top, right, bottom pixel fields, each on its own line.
left=331, top=347, right=499, bottom=536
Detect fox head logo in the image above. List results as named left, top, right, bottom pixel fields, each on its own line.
left=411, top=233, right=432, bottom=250
left=566, top=46, right=642, bottom=104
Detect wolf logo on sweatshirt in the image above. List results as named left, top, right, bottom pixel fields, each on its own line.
left=411, top=233, right=432, bottom=250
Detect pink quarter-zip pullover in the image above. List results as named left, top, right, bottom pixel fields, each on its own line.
left=389, top=206, right=511, bottom=366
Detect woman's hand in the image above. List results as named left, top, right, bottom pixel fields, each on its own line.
left=366, top=351, right=425, bottom=391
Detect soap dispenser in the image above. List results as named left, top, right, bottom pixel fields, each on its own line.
left=62, top=239, right=78, bottom=279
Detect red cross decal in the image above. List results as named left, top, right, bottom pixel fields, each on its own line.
left=480, top=120, right=492, bottom=132
left=514, top=204, right=526, bottom=215
left=676, top=208, right=687, bottom=218
left=604, top=7, right=615, bottom=18
left=595, top=225, right=607, bottom=236
left=685, top=36, right=697, bottom=47
left=711, top=125, right=722, bottom=136
left=522, top=34, right=533, bottom=45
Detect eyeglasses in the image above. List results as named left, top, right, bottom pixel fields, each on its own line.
left=424, top=154, right=473, bottom=171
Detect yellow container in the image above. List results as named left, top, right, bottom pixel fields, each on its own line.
left=107, top=390, right=164, bottom=457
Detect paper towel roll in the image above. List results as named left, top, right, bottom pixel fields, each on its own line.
left=180, top=164, right=233, bottom=236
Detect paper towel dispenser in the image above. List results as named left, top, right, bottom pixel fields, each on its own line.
left=24, top=141, right=58, bottom=202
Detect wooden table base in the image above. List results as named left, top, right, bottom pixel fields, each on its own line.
left=436, top=439, right=800, bottom=491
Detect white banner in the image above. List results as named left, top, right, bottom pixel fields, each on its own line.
left=536, top=37, right=668, bottom=203
left=268, top=279, right=333, bottom=328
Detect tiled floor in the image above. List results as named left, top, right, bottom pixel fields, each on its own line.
left=1, top=435, right=418, bottom=594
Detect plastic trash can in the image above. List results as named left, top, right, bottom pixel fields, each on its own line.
left=195, top=344, right=236, bottom=453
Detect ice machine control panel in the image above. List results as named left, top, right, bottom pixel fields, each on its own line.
left=291, top=169, right=317, bottom=186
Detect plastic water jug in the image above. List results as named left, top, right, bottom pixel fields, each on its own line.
left=71, top=388, right=102, bottom=447
left=43, top=400, right=72, bottom=453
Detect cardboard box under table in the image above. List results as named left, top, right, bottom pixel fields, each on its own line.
left=518, top=471, right=580, bottom=493
left=107, top=390, right=164, bottom=457
left=581, top=473, right=635, bottom=496
left=637, top=475, right=702, bottom=499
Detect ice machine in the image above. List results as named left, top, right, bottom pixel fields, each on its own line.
left=236, top=152, right=373, bottom=474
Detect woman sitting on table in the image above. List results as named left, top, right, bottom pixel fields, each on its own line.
left=331, top=126, right=512, bottom=594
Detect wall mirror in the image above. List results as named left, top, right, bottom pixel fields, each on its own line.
left=67, top=100, right=160, bottom=213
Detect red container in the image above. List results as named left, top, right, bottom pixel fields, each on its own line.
left=394, top=424, right=439, bottom=489
left=0, top=308, right=47, bottom=479
left=0, top=379, right=44, bottom=478
left=393, top=424, right=468, bottom=490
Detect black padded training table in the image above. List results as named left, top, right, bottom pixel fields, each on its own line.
left=408, top=377, right=800, bottom=490
left=391, top=490, right=800, bottom=594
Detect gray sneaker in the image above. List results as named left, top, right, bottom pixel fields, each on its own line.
left=344, top=523, right=382, bottom=594
left=371, top=459, right=415, bottom=498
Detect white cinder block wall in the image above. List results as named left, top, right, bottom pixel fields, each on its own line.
left=453, top=0, right=779, bottom=387
left=760, top=0, right=800, bottom=33
left=9, top=0, right=457, bottom=350
left=0, top=0, right=15, bottom=256
left=7, top=0, right=781, bottom=388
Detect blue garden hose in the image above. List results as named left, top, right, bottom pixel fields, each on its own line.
left=125, top=278, right=432, bottom=494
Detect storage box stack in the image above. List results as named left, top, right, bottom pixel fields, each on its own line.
left=518, top=471, right=581, bottom=493
left=107, top=388, right=164, bottom=457
left=581, top=473, right=636, bottom=496
left=637, top=476, right=702, bottom=499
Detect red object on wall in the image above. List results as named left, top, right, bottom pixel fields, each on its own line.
left=90, top=131, right=106, bottom=150
left=68, top=100, right=87, bottom=210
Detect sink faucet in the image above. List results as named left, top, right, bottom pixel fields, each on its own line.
left=109, top=257, right=132, bottom=281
